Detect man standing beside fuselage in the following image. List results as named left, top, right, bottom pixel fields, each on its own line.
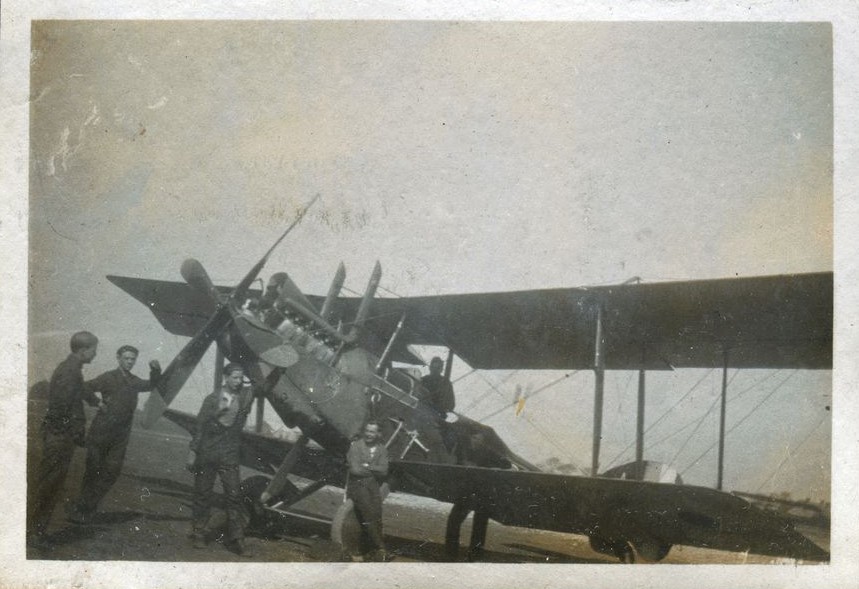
left=187, top=363, right=254, bottom=556
left=346, top=421, right=390, bottom=561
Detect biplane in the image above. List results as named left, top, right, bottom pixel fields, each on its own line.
left=106, top=207, right=832, bottom=563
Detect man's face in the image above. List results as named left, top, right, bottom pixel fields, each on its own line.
left=82, top=344, right=98, bottom=364
left=430, top=359, right=443, bottom=376
left=363, top=424, right=381, bottom=444
left=117, top=351, right=138, bottom=372
left=224, top=369, right=244, bottom=392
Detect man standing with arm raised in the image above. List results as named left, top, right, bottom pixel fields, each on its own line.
left=68, top=345, right=161, bottom=523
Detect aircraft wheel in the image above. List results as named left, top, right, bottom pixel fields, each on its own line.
left=240, top=475, right=299, bottom=537
left=589, top=535, right=631, bottom=561
left=619, top=539, right=672, bottom=563
left=331, top=498, right=361, bottom=559
left=589, top=535, right=670, bottom=563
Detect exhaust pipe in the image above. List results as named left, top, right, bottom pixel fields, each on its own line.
left=350, top=261, right=382, bottom=338
left=320, top=262, right=346, bottom=322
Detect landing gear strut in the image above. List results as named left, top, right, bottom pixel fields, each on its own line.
left=239, top=475, right=300, bottom=537
left=588, top=535, right=672, bottom=563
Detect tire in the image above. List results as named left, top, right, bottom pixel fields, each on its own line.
left=589, top=535, right=671, bottom=563
left=240, top=475, right=275, bottom=536
left=331, top=498, right=361, bottom=558
left=626, top=539, right=671, bottom=563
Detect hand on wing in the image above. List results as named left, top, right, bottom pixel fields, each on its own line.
left=186, top=450, right=197, bottom=472
left=149, top=360, right=161, bottom=371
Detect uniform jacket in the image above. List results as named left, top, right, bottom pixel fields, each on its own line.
left=43, top=354, right=99, bottom=439
left=347, top=439, right=389, bottom=481
left=420, top=374, right=456, bottom=414
left=190, top=386, right=254, bottom=466
left=85, top=365, right=161, bottom=444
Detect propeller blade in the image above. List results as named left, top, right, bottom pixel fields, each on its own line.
left=141, top=305, right=233, bottom=427
left=232, top=194, right=320, bottom=302
left=181, top=258, right=222, bottom=304
left=143, top=196, right=319, bottom=427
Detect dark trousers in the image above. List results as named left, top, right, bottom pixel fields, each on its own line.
left=445, top=502, right=490, bottom=561
left=192, top=461, right=244, bottom=543
left=29, top=429, right=76, bottom=537
left=347, top=476, right=385, bottom=553
left=76, top=432, right=130, bottom=514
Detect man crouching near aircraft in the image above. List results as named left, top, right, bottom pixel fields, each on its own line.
left=67, top=345, right=161, bottom=523
left=187, top=362, right=254, bottom=556
left=346, top=421, right=390, bottom=561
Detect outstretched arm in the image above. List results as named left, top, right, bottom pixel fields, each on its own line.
left=81, top=372, right=108, bottom=407
left=130, top=360, right=163, bottom=393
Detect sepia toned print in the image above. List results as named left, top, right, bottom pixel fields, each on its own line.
left=20, top=16, right=840, bottom=583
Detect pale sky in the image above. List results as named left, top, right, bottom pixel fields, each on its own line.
left=28, top=21, right=832, bottom=499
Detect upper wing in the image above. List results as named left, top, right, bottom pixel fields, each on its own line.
left=107, top=275, right=422, bottom=365
left=108, top=275, right=239, bottom=337
left=311, top=272, right=832, bottom=370
left=110, top=272, right=832, bottom=370
left=390, top=460, right=829, bottom=562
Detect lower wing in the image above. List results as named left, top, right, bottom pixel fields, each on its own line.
left=390, top=460, right=829, bottom=562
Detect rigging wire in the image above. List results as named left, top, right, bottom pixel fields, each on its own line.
left=477, top=371, right=579, bottom=422
left=603, top=368, right=715, bottom=470
left=520, top=410, right=583, bottom=466
left=461, top=370, right=519, bottom=413
left=607, top=371, right=635, bottom=445
left=452, top=368, right=478, bottom=384
left=472, top=369, right=583, bottom=463
left=645, top=369, right=783, bottom=453
left=679, top=370, right=798, bottom=477
left=668, top=369, right=739, bottom=466
left=482, top=370, right=584, bottom=464
left=754, top=412, right=828, bottom=494
left=469, top=370, right=527, bottom=417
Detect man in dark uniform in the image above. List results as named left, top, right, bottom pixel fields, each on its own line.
left=421, top=356, right=457, bottom=454
left=187, top=362, right=254, bottom=556
left=420, top=356, right=456, bottom=416
left=28, top=331, right=100, bottom=546
left=346, top=420, right=390, bottom=561
left=68, top=345, right=161, bottom=522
